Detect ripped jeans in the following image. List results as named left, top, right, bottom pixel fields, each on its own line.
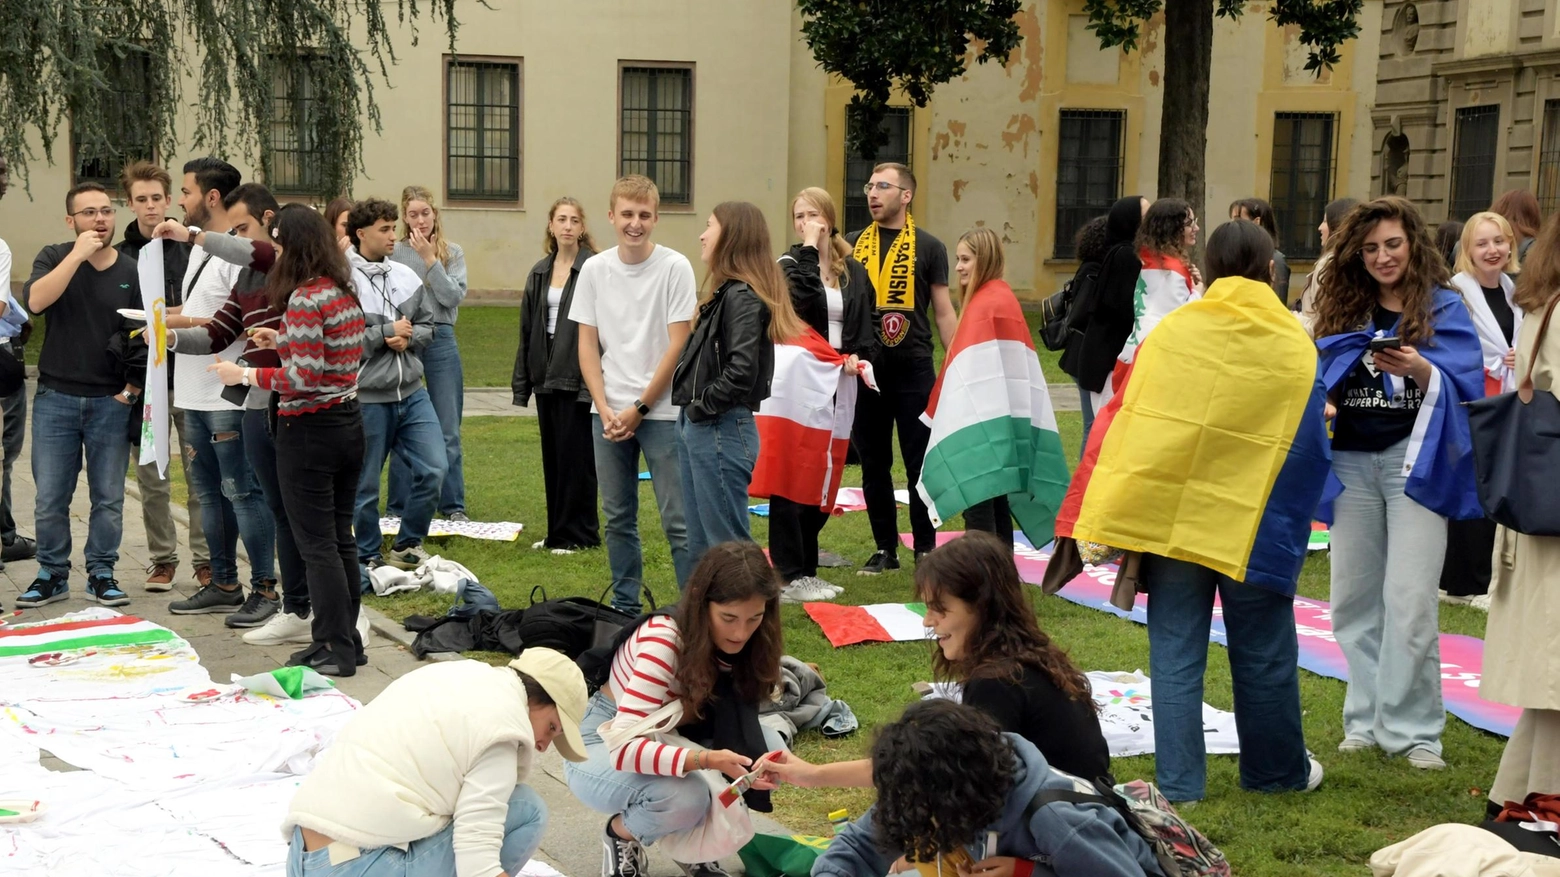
left=185, top=408, right=277, bottom=589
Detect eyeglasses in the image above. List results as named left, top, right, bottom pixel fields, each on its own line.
left=71, top=207, right=117, bottom=220
left=862, top=181, right=909, bottom=196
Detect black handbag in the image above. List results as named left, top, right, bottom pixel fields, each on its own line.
left=1465, top=296, right=1560, bottom=536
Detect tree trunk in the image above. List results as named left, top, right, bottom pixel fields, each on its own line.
left=1157, top=0, right=1214, bottom=234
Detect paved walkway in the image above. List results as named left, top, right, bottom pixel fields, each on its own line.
left=0, top=399, right=778, bottom=877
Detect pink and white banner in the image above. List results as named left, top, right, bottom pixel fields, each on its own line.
left=901, top=532, right=1518, bottom=738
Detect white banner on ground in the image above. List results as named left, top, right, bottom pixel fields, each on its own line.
left=136, top=239, right=170, bottom=477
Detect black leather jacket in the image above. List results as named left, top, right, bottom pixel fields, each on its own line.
left=513, top=246, right=594, bottom=406
left=671, top=280, right=773, bottom=422
left=778, top=243, right=879, bottom=361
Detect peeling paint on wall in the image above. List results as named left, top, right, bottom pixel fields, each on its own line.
left=1011, top=5, right=1044, bottom=102
left=953, top=179, right=969, bottom=201
left=1027, top=171, right=1039, bottom=198
left=1001, top=113, right=1038, bottom=155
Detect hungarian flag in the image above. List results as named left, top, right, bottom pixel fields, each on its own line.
left=750, top=328, right=870, bottom=511
left=804, top=602, right=929, bottom=647
left=0, top=613, right=176, bottom=657
left=916, top=280, right=1070, bottom=546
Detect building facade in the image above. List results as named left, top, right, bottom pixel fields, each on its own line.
left=3, top=0, right=1383, bottom=301
left=1370, top=0, right=1560, bottom=221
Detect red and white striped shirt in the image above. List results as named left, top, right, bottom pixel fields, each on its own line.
left=605, top=615, right=693, bottom=777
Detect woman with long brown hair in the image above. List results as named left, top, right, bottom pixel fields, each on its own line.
left=209, top=204, right=367, bottom=676
left=1314, top=196, right=1483, bottom=770
left=388, top=184, right=470, bottom=521
left=564, top=541, right=786, bottom=877
left=514, top=197, right=601, bottom=553
left=766, top=187, right=877, bottom=602
left=671, top=201, right=804, bottom=562
left=766, top=531, right=1109, bottom=786
left=1480, top=210, right=1560, bottom=813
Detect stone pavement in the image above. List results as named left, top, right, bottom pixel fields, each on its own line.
left=0, top=403, right=784, bottom=877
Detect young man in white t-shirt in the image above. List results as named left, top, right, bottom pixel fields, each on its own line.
left=569, top=176, right=697, bottom=613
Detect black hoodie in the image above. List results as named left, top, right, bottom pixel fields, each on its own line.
left=116, top=221, right=192, bottom=309
left=1065, top=196, right=1145, bottom=392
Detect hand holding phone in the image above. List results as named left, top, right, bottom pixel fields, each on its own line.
left=1368, top=336, right=1402, bottom=353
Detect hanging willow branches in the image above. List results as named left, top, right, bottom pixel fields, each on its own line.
left=0, top=0, right=464, bottom=197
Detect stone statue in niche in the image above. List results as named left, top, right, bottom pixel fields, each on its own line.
left=1383, top=130, right=1411, bottom=197
left=1394, top=3, right=1420, bottom=55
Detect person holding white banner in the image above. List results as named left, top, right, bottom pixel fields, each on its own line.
left=18, top=182, right=144, bottom=609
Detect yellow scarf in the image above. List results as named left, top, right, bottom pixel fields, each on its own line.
left=853, top=213, right=917, bottom=314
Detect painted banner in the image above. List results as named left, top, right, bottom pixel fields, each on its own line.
left=899, top=531, right=1519, bottom=737
left=136, top=238, right=171, bottom=477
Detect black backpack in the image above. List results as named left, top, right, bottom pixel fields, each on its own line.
left=516, top=584, right=647, bottom=662
left=1037, top=262, right=1101, bottom=352
left=576, top=604, right=672, bottom=695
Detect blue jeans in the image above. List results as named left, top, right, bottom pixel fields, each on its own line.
left=594, top=415, right=692, bottom=613
left=184, top=408, right=277, bottom=588
left=1143, top=554, right=1310, bottom=802
left=356, top=389, right=448, bottom=563
left=676, top=408, right=758, bottom=564
left=285, top=784, right=548, bottom=877
left=30, top=386, right=132, bottom=580
left=389, top=325, right=464, bottom=516
left=1331, top=439, right=1447, bottom=756
left=1076, top=379, right=1096, bottom=459
left=564, top=692, right=713, bottom=847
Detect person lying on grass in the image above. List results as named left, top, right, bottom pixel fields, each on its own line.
left=812, top=699, right=1162, bottom=877
left=766, top=532, right=1110, bottom=784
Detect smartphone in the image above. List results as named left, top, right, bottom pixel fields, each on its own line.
left=1368, top=336, right=1402, bottom=353
left=219, top=355, right=252, bottom=407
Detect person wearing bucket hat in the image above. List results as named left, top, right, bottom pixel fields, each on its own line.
left=281, top=647, right=588, bottom=877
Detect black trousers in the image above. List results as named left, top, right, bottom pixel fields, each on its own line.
left=963, top=494, right=1014, bottom=549
left=274, top=402, right=365, bottom=659
left=854, top=358, right=936, bottom=553
left=1440, top=516, right=1495, bottom=597
left=245, top=407, right=310, bottom=617
left=0, top=385, right=25, bottom=544
left=769, top=495, right=831, bottom=581
left=536, top=390, right=601, bottom=549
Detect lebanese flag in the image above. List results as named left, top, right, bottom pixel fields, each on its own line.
left=1092, top=251, right=1198, bottom=409
left=804, top=602, right=929, bottom=647
left=750, top=328, right=871, bottom=511
left=916, top=281, right=1071, bottom=545
left=0, top=613, right=176, bottom=657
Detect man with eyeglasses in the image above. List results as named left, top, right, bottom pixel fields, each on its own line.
left=0, top=153, right=38, bottom=572
left=846, top=162, right=955, bottom=574
left=17, top=181, right=145, bottom=610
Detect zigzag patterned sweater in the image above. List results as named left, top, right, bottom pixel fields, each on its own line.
left=254, top=278, right=366, bottom=415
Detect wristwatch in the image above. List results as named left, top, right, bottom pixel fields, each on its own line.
left=119, top=390, right=140, bottom=405
left=632, top=398, right=651, bottom=416
left=186, top=225, right=202, bottom=241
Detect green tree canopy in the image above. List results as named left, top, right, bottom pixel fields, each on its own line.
left=0, top=0, right=465, bottom=197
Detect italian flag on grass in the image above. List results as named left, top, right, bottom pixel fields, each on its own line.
left=804, top=602, right=929, bottom=647
left=916, top=280, right=1071, bottom=545
left=0, top=613, right=176, bottom=657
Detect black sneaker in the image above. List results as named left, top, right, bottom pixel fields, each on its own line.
left=447, top=511, right=471, bottom=523
left=17, top=574, right=69, bottom=608
left=286, top=642, right=355, bottom=677
left=602, top=820, right=649, bottom=877
left=85, top=574, right=130, bottom=607
left=857, top=549, right=901, bottom=576
left=169, top=584, right=244, bottom=615
left=225, top=589, right=280, bottom=629
left=914, top=549, right=932, bottom=564
left=2, top=536, right=36, bottom=562
left=676, top=863, right=732, bottom=877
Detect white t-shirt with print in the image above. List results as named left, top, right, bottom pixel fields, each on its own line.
left=568, top=245, right=697, bottom=421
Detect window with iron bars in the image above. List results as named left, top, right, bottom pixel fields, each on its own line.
left=1054, top=109, right=1125, bottom=259
left=1269, top=112, right=1338, bottom=259
left=447, top=60, right=522, bottom=202
left=844, top=108, right=914, bottom=234
left=620, top=66, right=693, bottom=205
left=72, top=48, right=156, bottom=189
left=266, top=55, right=331, bottom=196
left=1536, top=100, right=1560, bottom=215
left=1449, top=105, right=1500, bottom=222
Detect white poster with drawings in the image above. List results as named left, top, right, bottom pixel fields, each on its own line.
left=924, top=670, right=1240, bottom=758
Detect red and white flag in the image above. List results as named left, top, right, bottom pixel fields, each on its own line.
left=750, top=328, right=874, bottom=511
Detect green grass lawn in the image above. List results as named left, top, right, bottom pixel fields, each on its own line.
left=362, top=409, right=1500, bottom=877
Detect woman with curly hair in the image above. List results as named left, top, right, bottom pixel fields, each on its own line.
left=564, top=541, right=786, bottom=877
left=812, top=700, right=1161, bottom=877
left=1313, top=196, right=1483, bottom=771
left=1101, top=198, right=1200, bottom=405
left=766, top=532, right=1109, bottom=784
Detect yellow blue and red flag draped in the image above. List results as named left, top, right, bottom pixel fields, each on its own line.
left=1055, top=276, right=1333, bottom=594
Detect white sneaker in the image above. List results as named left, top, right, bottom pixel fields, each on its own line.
left=1469, top=593, right=1492, bottom=611
left=243, top=611, right=313, bottom=645
left=551, top=547, right=577, bottom=556
left=532, top=539, right=548, bottom=550
left=1406, top=747, right=1446, bottom=770
left=357, top=609, right=371, bottom=644
left=1337, top=737, right=1374, bottom=753
left=781, top=577, right=841, bottom=604
left=1304, top=755, right=1324, bottom=791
